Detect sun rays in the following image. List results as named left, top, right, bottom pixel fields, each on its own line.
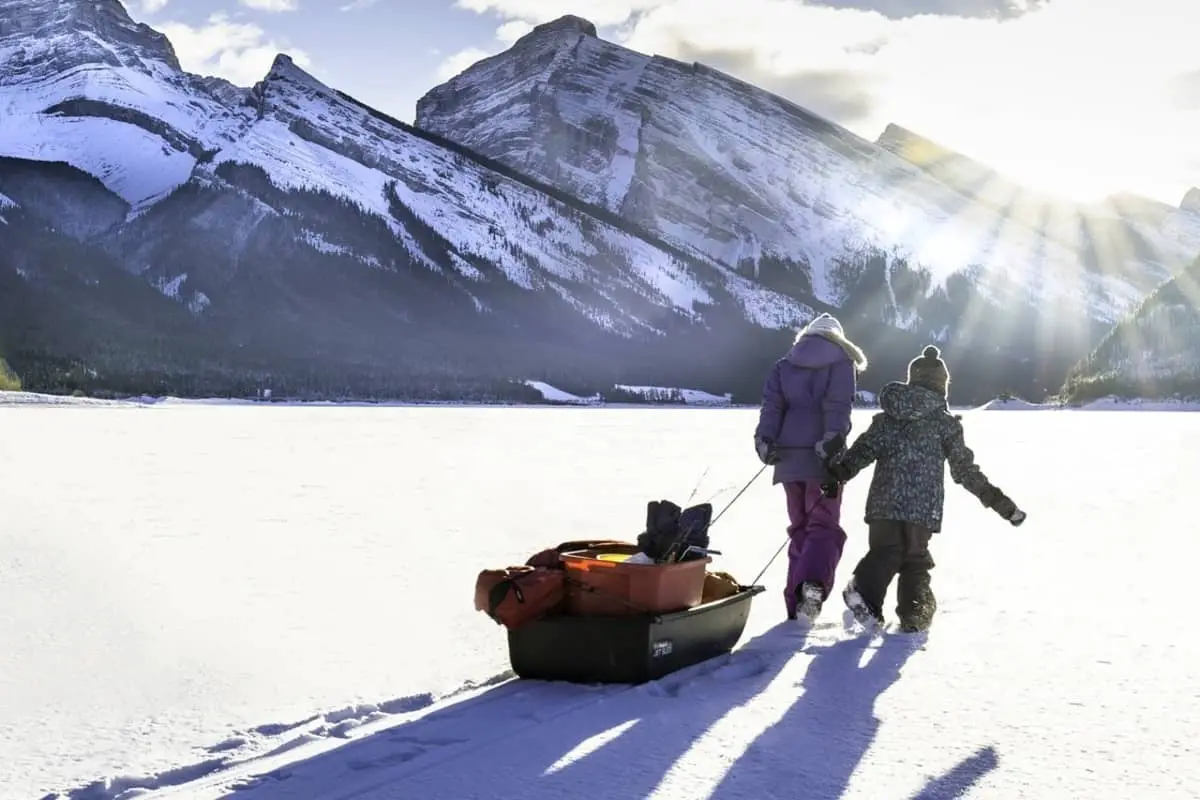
left=789, top=123, right=1196, bottom=389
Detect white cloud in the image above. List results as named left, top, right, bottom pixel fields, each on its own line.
left=157, top=13, right=312, bottom=87
left=138, top=0, right=169, bottom=12
left=496, top=19, right=534, bottom=44
left=443, top=0, right=1200, bottom=204
left=453, top=0, right=667, bottom=27
left=239, top=0, right=299, bottom=10
left=436, top=47, right=492, bottom=81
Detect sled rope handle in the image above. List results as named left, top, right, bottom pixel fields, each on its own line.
left=750, top=538, right=788, bottom=588
left=676, top=462, right=780, bottom=587
left=748, top=483, right=822, bottom=587
left=660, top=462, right=769, bottom=563
left=709, top=463, right=768, bottom=529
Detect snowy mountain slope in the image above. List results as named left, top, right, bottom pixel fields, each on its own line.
left=1063, top=254, right=1200, bottom=402
left=0, top=0, right=1159, bottom=402
left=0, top=155, right=129, bottom=237
left=416, top=16, right=1181, bottom=328
left=0, top=0, right=253, bottom=208
left=1182, top=188, right=1200, bottom=214
left=878, top=123, right=1200, bottom=285
left=0, top=0, right=839, bottom=400
left=0, top=195, right=213, bottom=380
left=0, top=1, right=813, bottom=340
left=192, top=54, right=809, bottom=333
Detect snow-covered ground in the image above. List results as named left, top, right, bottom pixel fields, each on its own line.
left=3, top=404, right=1199, bottom=799
left=522, top=380, right=601, bottom=405
left=977, top=394, right=1200, bottom=411
left=1078, top=395, right=1200, bottom=411
left=975, top=396, right=1063, bottom=411
left=614, top=385, right=733, bottom=406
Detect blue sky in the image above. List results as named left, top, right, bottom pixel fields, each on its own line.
left=127, top=0, right=1200, bottom=205
left=129, top=0, right=510, bottom=122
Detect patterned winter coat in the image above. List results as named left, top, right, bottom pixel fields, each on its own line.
left=830, top=381, right=998, bottom=533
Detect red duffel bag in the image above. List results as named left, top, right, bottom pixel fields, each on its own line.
left=474, top=566, right=565, bottom=630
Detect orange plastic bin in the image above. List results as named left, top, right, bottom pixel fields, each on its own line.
left=561, top=544, right=710, bottom=616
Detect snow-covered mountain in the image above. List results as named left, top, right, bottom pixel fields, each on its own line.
left=1063, top=255, right=1200, bottom=402
left=2, top=0, right=829, bottom=400
left=0, top=1, right=796, bottom=331
left=1, top=1, right=1191, bottom=402
left=0, top=0, right=250, bottom=209
left=417, top=16, right=1200, bottom=332
left=877, top=123, right=1200, bottom=270
left=1182, top=188, right=1200, bottom=216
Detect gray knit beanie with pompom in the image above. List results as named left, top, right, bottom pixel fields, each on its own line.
left=907, top=345, right=950, bottom=397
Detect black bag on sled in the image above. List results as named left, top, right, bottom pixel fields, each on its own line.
left=637, top=500, right=712, bottom=562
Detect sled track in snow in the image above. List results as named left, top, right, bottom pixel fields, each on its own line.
left=54, top=620, right=874, bottom=798
left=50, top=672, right=519, bottom=799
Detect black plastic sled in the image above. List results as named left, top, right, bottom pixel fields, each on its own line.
left=507, top=584, right=766, bottom=685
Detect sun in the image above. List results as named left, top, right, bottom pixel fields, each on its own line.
left=910, top=108, right=1187, bottom=207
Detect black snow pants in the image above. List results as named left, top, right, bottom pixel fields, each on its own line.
left=852, top=520, right=937, bottom=628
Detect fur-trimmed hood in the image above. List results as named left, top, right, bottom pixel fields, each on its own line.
left=790, top=313, right=868, bottom=371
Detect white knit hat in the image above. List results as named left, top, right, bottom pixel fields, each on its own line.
left=796, top=313, right=868, bottom=371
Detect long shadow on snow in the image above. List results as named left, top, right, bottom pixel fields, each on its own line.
left=218, top=620, right=823, bottom=799
left=911, top=745, right=1000, bottom=799
left=708, top=631, right=922, bottom=799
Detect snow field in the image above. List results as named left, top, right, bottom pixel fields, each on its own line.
left=0, top=405, right=1197, bottom=798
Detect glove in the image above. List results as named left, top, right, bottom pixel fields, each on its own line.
left=825, top=458, right=852, bottom=482
left=754, top=436, right=779, bottom=465
left=986, top=488, right=1025, bottom=526
left=815, top=432, right=846, bottom=461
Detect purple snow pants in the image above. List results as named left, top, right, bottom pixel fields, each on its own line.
left=782, top=481, right=848, bottom=616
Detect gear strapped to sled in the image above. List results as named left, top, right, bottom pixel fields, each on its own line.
left=637, top=500, right=713, bottom=562
left=474, top=566, right=566, bottom=630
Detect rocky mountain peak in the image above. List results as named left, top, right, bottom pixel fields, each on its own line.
left=260, top=52, right=320, bottom=90
left=0, top=0, right=180, bottom=71
left=1181, top=187, right=1200, bottom=214
left=250, top=53, right=337, bottom=123
left=523, top=14, right=598, bottom=40
left=875, top=123, right=952, bottom=164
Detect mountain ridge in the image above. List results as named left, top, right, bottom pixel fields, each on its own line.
left=1063, top=255, right=1200, bottom=402
left=416, top=14, right=1196, bottom=333
left=1, top=2, right=1195, bottom=404
left=0, top=6, right=820, bottom=400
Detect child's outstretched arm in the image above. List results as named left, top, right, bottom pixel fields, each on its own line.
left=942, top=418, right=1025, bottom=525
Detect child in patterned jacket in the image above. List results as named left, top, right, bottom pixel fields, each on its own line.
left=823, top=345, right=1026, bottom=633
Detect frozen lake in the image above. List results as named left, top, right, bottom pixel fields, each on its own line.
left=2, top=403, right=1198, bottom=798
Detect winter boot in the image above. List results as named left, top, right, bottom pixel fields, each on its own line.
left=898, top=600, right=936, bottom=633
left=896, top=578, right=937, bottom=634
left=842, top=577, right=884, bottom=630
left=795, top=581, right=825, bottom=623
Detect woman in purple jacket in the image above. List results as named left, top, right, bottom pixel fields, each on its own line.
left=754, top=313, right=868, bottom=624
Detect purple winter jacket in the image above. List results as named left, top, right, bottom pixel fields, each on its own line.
left=754, top=334, right=857, bottom=485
